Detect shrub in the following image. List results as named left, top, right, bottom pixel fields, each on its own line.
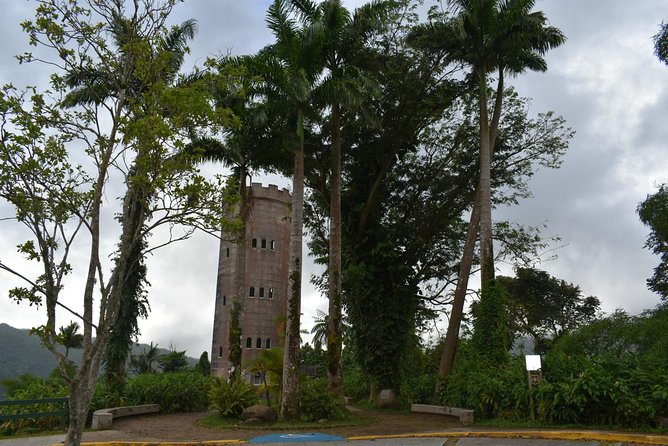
left=399, top=373, right=436, bottom=407
left=125, top=371, right=212, bottom=413
left=208, top=377, right=256, bottom=418
left=343, top=366, right=368, bottom=401
left=0, top=377, right=68, bottom=434
left=439, top=349, right=528, bottom=419
left=299, top=378, right=343, bottom=421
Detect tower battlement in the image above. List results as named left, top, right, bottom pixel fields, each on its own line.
left=250, top=182, right=291, bottom=203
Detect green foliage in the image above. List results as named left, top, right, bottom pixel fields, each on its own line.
left=0, top=376, right=68, bottom=434
left=300, top=343, right=326, bottom=378
left=439, top=347, right=528, bottom=419
left=124, top=371, right=212, bottom=413
left=553, top=304, right=668, bottom=367
left=537, top=352, right=667, bottom=426
left=159, top=349, right=189, bottom=373
left=208, top=376, right=256, bottom=418
left=399, top=373, right=436, bottom=407
left=498, top=268, right=600, bottom=353
left=298, top=378, right=344, bottom=421
left=228, top=299, right=243, bottom=376
left=637, top=184, right=668, bottom=299
left=472, top=280, right=511, bottom=365
left=55, top=322, right=84, bottom=358
left=196, top=351, right=211, bottom=375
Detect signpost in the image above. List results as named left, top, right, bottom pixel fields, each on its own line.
left=525, top=355, right=542, bottom=421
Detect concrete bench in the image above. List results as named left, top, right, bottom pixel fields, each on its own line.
left=91, top=403, right=160, bottom=430
left=411, top=404, right=474, bottom=425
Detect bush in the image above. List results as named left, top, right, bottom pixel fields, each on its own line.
left=125, top=371, right=212, bottom=413
left=343, top=366, right=368, bottom=401
left=208, top=377, right=256, bottom=418
left=537, top=352, right=666, bottom=427
left=439, top=353, right=528, bottom=419
left=299, top=378, right=343, bottom=421
left=399, top=373, right=436, bottom=407
left=0, top=377, right=68, bottom=434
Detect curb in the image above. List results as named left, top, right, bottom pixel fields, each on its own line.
left=348, top=430, right=668, bottom=445
left=55, top=430, right=668, bottom=446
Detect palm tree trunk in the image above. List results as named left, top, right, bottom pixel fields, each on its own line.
left=281, top=109, right=305, bottom=420
left=435, top=187, right=480, bottom=389
left=478, top=70, right=494, bottom=285
left=327, top=102, right=343, bottom=396
left=435, top=70, right=506, bottom=395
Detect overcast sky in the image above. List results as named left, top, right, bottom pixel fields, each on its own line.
left=1, top=0, right=667, bottom=358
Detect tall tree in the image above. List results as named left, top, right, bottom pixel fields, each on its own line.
left=497, top=267, right=600, bottom=353
left=261, top=0, right=322, bottom=419
left=414, top=0, right=565, bottom=385
left=292, top=0, right=388, bottom=396
left=638, top=184, right=668, bottom=300
left=0, top=2, right=231, bottom=444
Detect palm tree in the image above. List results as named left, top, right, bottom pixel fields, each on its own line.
left=414, top=0, right=565, bottom=385
left=310, top=309, right=329, bottom=346
left=245, top=347, right=284, bottom=408
left=260, top=0, right=323, bottom=420
left=57, top=322, right=84, bottom=358
left=291, top=0, right=388, bottom=396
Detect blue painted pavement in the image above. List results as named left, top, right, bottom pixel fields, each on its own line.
left=250, top=432, right=345, bottom=443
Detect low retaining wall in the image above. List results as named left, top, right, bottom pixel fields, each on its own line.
left=411, top=404, right=474, bottom=425
left=91, top=403, right=160, bottom=430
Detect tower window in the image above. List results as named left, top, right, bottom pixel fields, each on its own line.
left=265, top=338, right=271, bottom=349
left=259, top=287, right=265, bottom=298
left=261, top=239, right=267, bottom=249
left=223, top=295, right=227, bottom=306
left=246, top=337, right=252, bottom=348
left=268, top=288, right=273, bottom=299
left=226, top=247, right=230, bottom=257
left=252, top=238, right=257, bottom=248
left=249, top=287, right=255, bottom=297
left=256, top=337, right=262, bottom=349
left=270, top=240, right=276, bottom=250
left=219, top=347, right=223, bottom=358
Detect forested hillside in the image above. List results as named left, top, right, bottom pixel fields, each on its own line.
left=0, top=323, right=198, bottom=398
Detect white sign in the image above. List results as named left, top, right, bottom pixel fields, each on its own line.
left=525, top=355, right=541, bottom=371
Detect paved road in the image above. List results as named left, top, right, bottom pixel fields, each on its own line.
left=0, top=434, right=615, bottom=446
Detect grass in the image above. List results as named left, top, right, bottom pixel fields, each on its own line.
left=198, top=409, right=375, bottom=431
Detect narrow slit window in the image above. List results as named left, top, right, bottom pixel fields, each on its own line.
left=219, top=347, right=223, bottom=358
left=256, top=337, right=262, bottom=349
left=265, top=338, right=271, bottom=349
left=259, top=287, right=265, bottom=298
left=270, top=240, right=276, bottom=250
left=261, top=239, right=267, bottom=249
left=246, top=337, right=252, bottom=348
left=249, top=287, right=255, bottom=297
left=268, top=288, right=273, bottom=299
left=252, top=238, right=257, bottom=248
left=223, top=295, right=227, bottom=306
left=226, top=247, right=230, bottom=257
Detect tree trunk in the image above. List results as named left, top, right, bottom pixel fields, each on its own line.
left=435, top=187, right=480, bottom=391
left=327, top=103, right=343, bottom=396
left=478, top=70, right=494, bottom=285
left=435, top=70, right=506, bottom=397
left=281, top=110, right=305, bottom=420
left=229, top=168, right=248, bottom=378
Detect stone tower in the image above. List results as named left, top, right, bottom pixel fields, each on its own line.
left=210, top=183, right=291, bottom=379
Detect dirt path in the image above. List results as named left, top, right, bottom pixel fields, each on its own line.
left=106, top=409, right=461, bottom=442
